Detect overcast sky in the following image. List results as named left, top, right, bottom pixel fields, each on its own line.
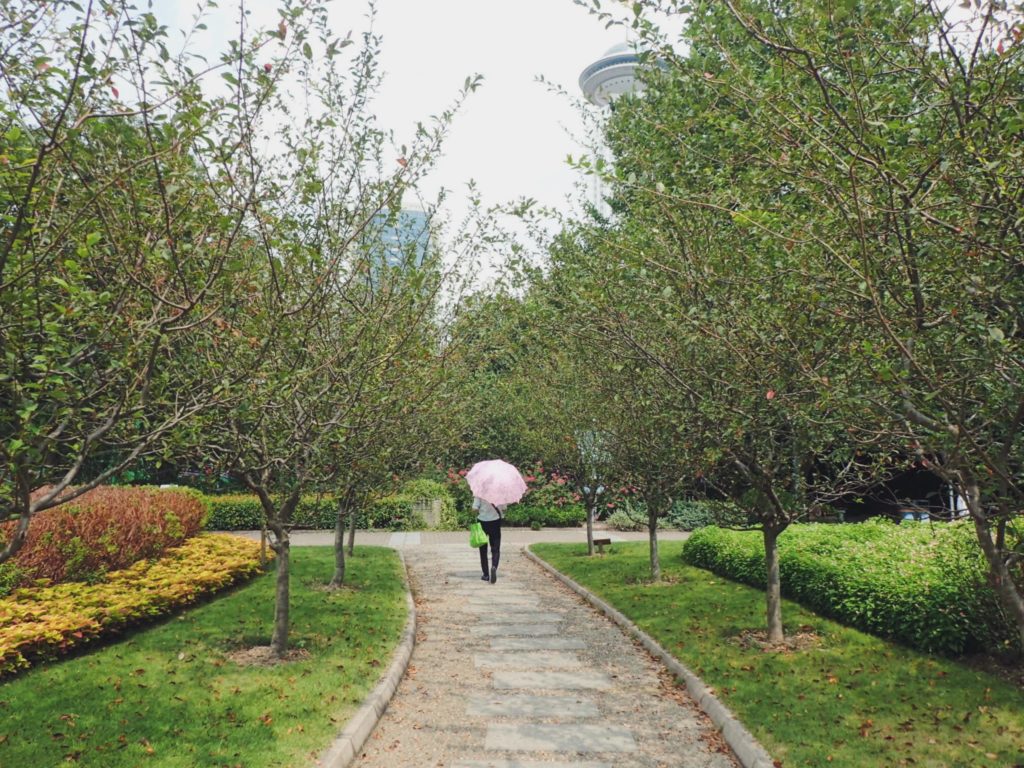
left=164, top=1, right=640, bottom=226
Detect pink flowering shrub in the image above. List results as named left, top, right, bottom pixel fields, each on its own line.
left=442, top=462, right=586, bottom=527
left=520, top=463, right=578, bottom=509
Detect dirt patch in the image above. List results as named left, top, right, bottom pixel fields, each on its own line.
left=308, top=581, right=361, bottom=594
left=226, top=645, right=311, bottom=667
left=732, top=627, right=821, bottom=653
left=960, top=652, right=1024, bottom=689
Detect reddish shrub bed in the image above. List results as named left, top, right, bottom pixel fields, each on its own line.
left=0, top=534, right=268, bottom=676
left=0, top=486, right=208, bottom=591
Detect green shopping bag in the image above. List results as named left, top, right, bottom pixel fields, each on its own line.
left=469, top=521, right=488, bottom=548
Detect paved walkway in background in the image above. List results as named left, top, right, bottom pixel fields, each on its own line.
left=346, top=544, right=737, bottom=768
left=234, top=528, right=691, bottom=548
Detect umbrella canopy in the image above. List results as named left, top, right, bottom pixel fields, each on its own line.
left=465, top=459, right=527, bottom=507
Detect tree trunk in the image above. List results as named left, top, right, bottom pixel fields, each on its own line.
left=648, top=506, right=661, bottom=582
left=259, top=523, right=268, bottom=568
left=586, top=501, right=595, bottom=556
left=270, top=533, right=290, bottom=656
left=329, top=498, right=347, bottom=588
left=0, top=511, right=31, bottom=566
left=966, top=483, right=1024, bottom=657
left=763, top=525, right=784, bottom=643
left=347, top=498, right=357, bottom=557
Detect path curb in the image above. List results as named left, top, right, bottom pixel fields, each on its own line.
left=523, top=545, right=776, bottom=768
left=319, top=551, right=416, bottom=768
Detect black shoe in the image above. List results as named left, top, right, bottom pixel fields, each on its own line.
left=481, top=572, right=489, bottom=581
left=490, top=566, right=497, bottom=584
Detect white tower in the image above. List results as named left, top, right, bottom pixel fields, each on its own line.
left=579, top=41, right=642, bottom=106
left=579, top=42, right=643, bottom=211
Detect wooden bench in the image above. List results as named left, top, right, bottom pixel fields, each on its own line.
left=593, top=537, right=612, bottom=554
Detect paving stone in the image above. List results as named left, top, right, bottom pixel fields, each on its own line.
left=491, top=670, right=613, bottom=690
left=473, top=651, right=580, bottom=669
left=465, top=694, right=599, bottom=718
left=387, top=532, right=421, bottom=547
left=466, top=598, right=540, bottom=606
left=471, top=612, right=562, bottom=624
left=470, top=623, right=560, bottom=637
left=453, top=761, right=611, bottom=768
left=347, top=545, right=740, bottom=768
left=459, top=584, right=530, bottom=591
left=489, top=636, right=586, bottom=651
left=485, top=723, right=637, bottom=752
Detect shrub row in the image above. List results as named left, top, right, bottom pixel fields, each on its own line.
left=0, top=486, right=207, bottom=595
left=204, top=480, right=456, bottom=532
left=503, top=504, right=586, bottom=528
left=204, top=495, right=336, bottom=531
left=203, top=484, right=586, bottom=532
left=605, top=499, right=746, bottom=531
left=681, top=520, right=1015, bottom=655
left=0, top=534, right=268, bottom=676
left=667, top=500, right=746, bottom=530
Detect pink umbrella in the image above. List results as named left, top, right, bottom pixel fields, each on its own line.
left=465, top=459, right=527, bottom=507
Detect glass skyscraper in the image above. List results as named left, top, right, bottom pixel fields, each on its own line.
left=371, top=207, right=431, bottom=270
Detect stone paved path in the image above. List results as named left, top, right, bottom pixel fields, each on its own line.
left=350, top=545, right=738, bottom=768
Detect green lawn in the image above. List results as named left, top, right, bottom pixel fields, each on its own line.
left=0, top=546, right=407, bottom=768
left=532, top=541, right=1024, bottom=768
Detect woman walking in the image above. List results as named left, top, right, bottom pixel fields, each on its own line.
left=474, top=495, right=505, bottom=583
left=465, top=459, right=527, bottom=585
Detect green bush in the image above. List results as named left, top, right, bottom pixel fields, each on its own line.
left=204, top=495, right=336, bottom=531
left=503, top=504, right=585, bottom=528
left=399, top=479, right=458, bottom=530
left=0, top=563, right=27, bottom=598
left=681, top=520, right=1016, bottom=655
left=362, top=495, right=427, bottom=531
left=205, top=489, right=448, bottom=532
left=295, top=497, right=336, bottom=528
left=399, top=478, right=448, bottom=500
left=606, top=504, right=657, bottom=531
left=204, top=495, right=263, bottom=530
left=605, top=499, right=745, bottom=531
left=666, top=499, right=746, bottom=531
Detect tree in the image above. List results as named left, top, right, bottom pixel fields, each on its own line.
left=572, top=0, right=1024, bottom=649
left=0, top=0, right=303, bottom=563
left=671, top=0, right=1024, bottom=651
left=198, top=4, right=477, bottom=656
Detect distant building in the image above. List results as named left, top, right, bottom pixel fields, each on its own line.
left=579, top=42, right=644, bottom=212
left=579, top=41, right=642, bottom=107
left=370, top=207, right=431, bottom=270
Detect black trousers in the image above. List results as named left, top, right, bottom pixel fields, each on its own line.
left=478, top=518, right=501, bottom=573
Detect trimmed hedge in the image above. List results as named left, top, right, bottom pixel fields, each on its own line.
left=503, top=504, right=586, bottom=528
left=0, top=534, right=268, bottom=676
left=202, top=482, right=586, bottom=531
left=681, top=520, right=1016, bottom=655
left=204, top=495, right=336, bottom=531
left=0, top=486, right=207, bottom=595
left=204, top=482, right=451, bottom=532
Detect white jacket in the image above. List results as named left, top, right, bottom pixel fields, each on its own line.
left=473, top=496, right=506, bottom=522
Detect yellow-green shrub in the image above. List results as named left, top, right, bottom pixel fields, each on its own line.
left=0, top=534, right=270, bottom=676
